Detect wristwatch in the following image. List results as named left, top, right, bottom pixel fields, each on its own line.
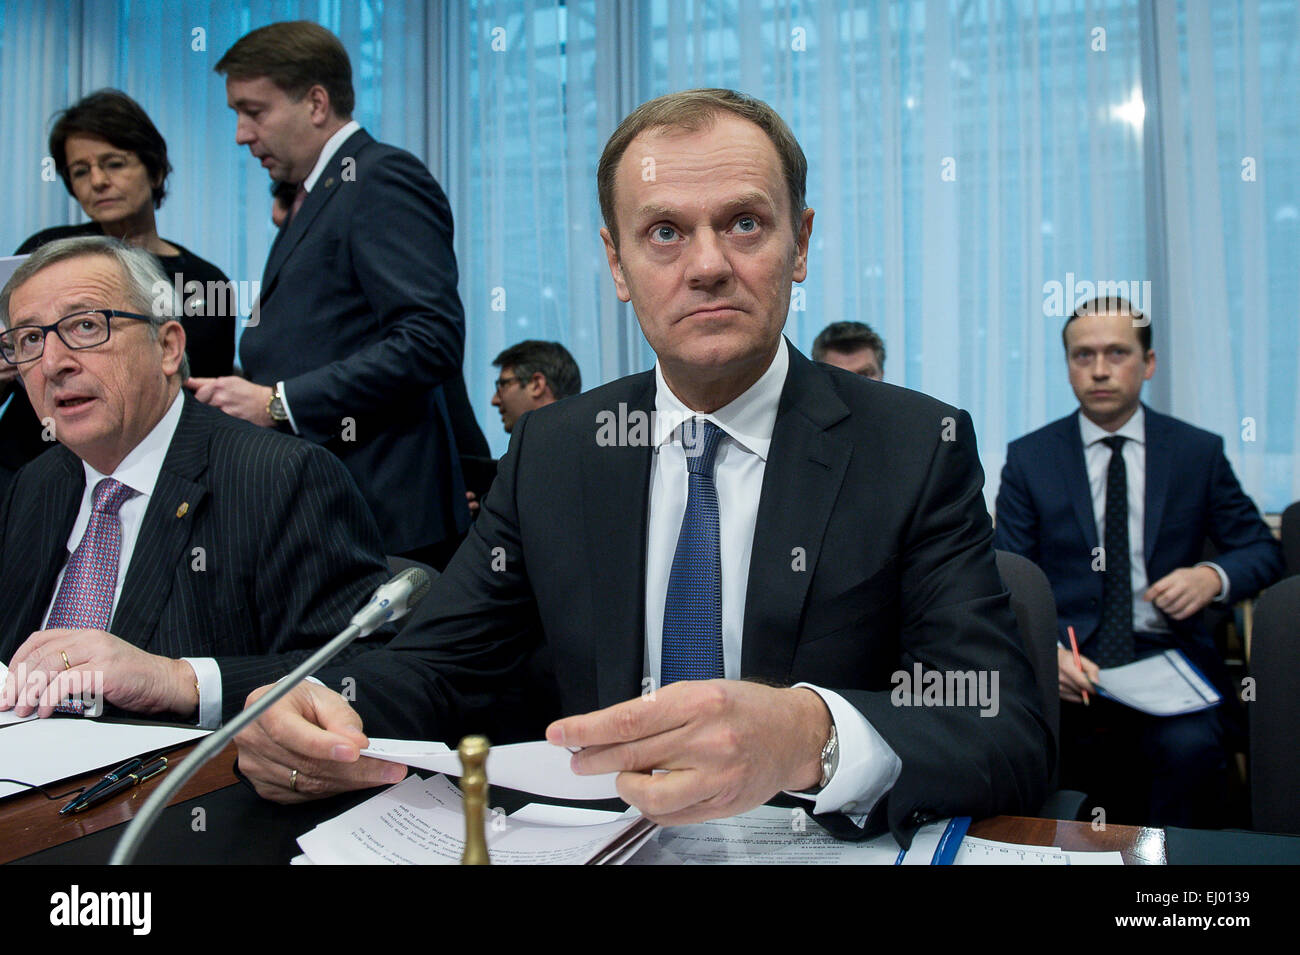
left=814, top=723, right=839, bottom=792
left=266, top=386, right=289, bottom=425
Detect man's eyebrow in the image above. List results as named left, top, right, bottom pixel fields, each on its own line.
left=631, top=192, right=775, bottom=222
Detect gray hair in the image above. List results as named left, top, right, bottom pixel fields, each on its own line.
left=1, top=235, right=190, bottom=379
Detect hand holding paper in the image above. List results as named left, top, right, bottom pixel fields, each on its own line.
left=546, top=680, right=831, bottom=826
left=234, top=681, right=407, bottom=803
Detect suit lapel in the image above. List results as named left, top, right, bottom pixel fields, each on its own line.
left=586, top=375, right=655, bottom=709
left=741, top=348, right=851, bottom=681
left=1143, top=405, right=1171, bottom=564
left=109, top=396, right=209, bottom=648
left=259, top=128, right=372, bottom=299
left=18, top=451, right=83, bottom=635
left=1056, top=416, right=1099, bottom=552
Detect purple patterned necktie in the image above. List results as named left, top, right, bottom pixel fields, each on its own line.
left=47, top=478, right=136, bottom=630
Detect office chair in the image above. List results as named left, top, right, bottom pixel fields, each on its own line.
left=1248, top=575, right=1300, bottom=835
left=995, top=550, right=1087, bottom=820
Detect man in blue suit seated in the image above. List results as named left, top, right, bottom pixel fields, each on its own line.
left=994, top=295, right=1282, bottom=827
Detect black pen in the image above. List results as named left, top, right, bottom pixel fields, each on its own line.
left=60, top=758, right=144, bottom=815
left=65, top=758, right=169, bottom=813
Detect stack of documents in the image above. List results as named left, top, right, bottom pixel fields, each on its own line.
left=296, top=774, right=654, bottom=864
left=293, top=736, right=1127, bottom=865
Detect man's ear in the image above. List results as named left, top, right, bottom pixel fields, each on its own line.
left=792, top=207, right=815, bottom=283
left=1144, top=349, right=1157, bottom=381
left=526, top=372, right=548, bottom=399
left=307, top=84, right=334, bottom=126
left=158, top=320, right=187, bottom=378
left=600, top=227, right=632, bottom=303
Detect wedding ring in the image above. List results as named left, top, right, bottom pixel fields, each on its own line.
left=289, top=768, right=299, bottom=792
left=60, top=650, right=71, bottom=670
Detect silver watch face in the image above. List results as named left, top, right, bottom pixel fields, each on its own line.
left=270, top=396, right=287, bottom=421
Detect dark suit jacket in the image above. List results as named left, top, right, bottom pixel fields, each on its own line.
left=320, top=344, right=1052, bottom=843
left=239, top=128, right=469, bottom=554
left=993, top=405, right=1282, bottom=673
left=0, top=393, right=393, bottom=721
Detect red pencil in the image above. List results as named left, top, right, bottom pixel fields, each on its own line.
left=1067, top=625, right=1089, bottom=705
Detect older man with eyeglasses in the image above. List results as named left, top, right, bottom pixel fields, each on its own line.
left=0, top=236, right=392, bottom=727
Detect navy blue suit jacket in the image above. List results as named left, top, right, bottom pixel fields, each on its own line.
left=239, top=128, right=469, bottom=554
left=994, top=405, right=1282, bottom=670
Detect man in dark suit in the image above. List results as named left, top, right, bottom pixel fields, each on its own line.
left=189, top=21, right=469, bottom=570
left=0, top=236, right=392, bottom=726
left=234, top=90, right=1049, bottom=842
left=994, top=296, right=1282, bottom=827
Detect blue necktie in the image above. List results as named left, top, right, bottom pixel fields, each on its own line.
left=661, top=418, right=725, bottom=684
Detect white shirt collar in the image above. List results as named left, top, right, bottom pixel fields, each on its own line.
left=303, top=120, right=361, bottom=193
left=81, top=390, right=184, bottom=498
left=1078, top=403, right=1145, bottom=448
left=652, top=338, right=790, bottom=461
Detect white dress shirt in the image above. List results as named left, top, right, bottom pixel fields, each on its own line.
left=1078, top=407, right=1227, bottom=635
left=43, top=392, right=222, bottom=728
left=645, top=339, right=901, bottom=823
left=275, top=119, right=362, bottom=435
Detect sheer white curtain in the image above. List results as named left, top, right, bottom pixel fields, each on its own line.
left=3, top=0, right=1295, bottom=504
left=617, top=0, right=1148, bottom=507
left=1145, top=0, right=1299, bottom=511
left=0, top=0, right=431, bottom=355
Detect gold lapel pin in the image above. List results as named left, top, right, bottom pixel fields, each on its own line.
left=176, top=502, right=189, bottom=518
left=324, top=177, right=335, bottom=188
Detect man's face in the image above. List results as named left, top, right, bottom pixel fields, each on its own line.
left=1064, top=310, right=1155, bottom=429
left=491, top=365, right=552, bottom=433
left=226, top=76, right=323, bottom=183
left=601, top=113, right=813, bottom=396
left=6, top=256, right=184, bottom=473
left=822, top=346, right=882, bottom=380
left=63, top=133, right=158, bottom=228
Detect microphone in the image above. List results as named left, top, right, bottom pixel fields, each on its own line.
left=350, top=565, right=433, bottom=636
left=109, top=568, right=432, bottom=865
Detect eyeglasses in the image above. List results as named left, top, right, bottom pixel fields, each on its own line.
left=0, top=309, right=154, bottom=365
left=493, top=374, right=522, bottom=393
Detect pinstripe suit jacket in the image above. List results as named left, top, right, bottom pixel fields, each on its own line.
left=0, top=393, right=392, bottom=721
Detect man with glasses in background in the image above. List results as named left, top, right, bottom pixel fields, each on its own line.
left=0, top=237, right=392, bottom=727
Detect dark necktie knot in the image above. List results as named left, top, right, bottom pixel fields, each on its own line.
left=1101, top=435, right=1126, bottom=454
left=681, top=418, right=724, bottom=476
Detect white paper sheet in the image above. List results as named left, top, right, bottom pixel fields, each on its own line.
left=1095, top=650, right=1221, bottom=716
left=952, top=836, right=1069, bottom=865
left=0, top=663, right=38, bottom=727
left=645, top=805, right=908, bottom=865
left=0, top=718, right=208, bottom=798
left=361, top=738, right=620, bottom=799
left=1063, top=850, right=1125, bottom=865
left=296, top=774, right=646, bottom=865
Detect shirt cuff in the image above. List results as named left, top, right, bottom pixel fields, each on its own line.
left=786, top=683, right=902, bottom=827
left=1195, top=561, right=1230, bottom=603
left=183, top=657, right=222, bottom=729
left=276, top=380, right=301, bottom=435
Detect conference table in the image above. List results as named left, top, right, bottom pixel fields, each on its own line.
left=1, top=740, right=1169, bottom=865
